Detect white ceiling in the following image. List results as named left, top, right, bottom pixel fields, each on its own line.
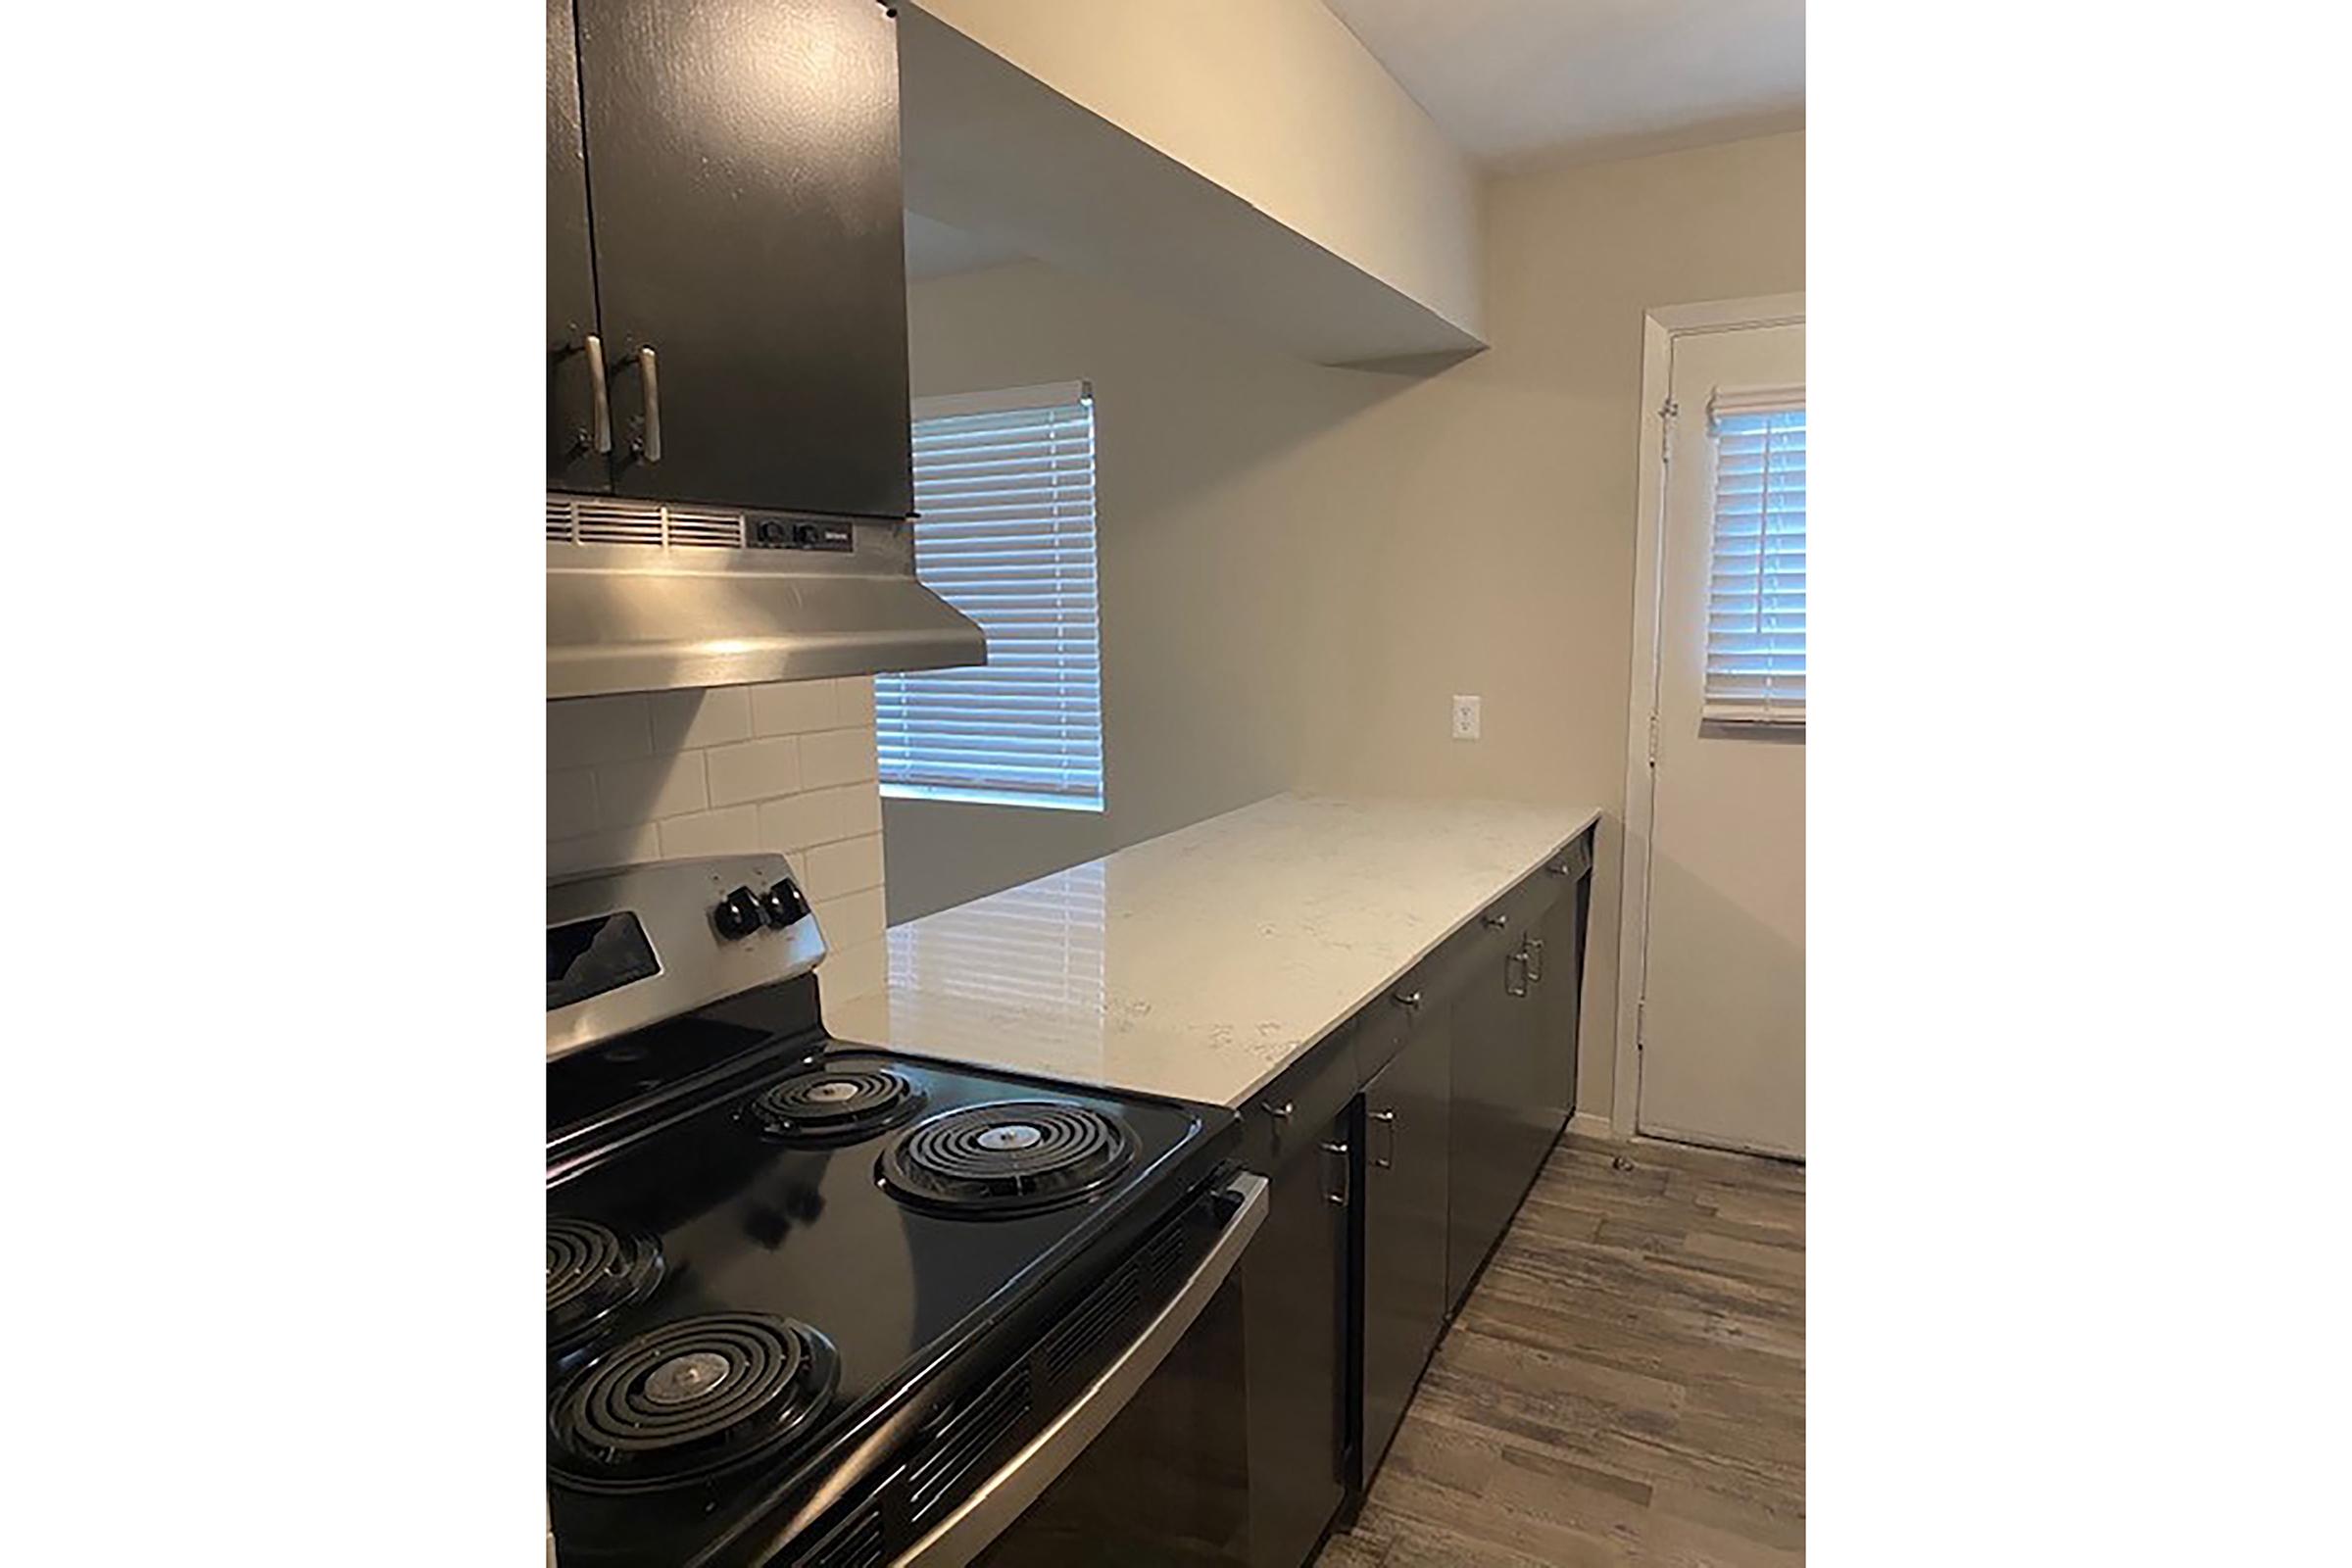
left=902, top=2, right=1805, bottom=286
left=1320, top=0, right=1804, bottom=168
left=904, top=209, right=1027, bottom=281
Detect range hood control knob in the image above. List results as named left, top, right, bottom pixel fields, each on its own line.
left=712, top=886, right=764, bottom=941
left=759, top=878, right=811, bottom=928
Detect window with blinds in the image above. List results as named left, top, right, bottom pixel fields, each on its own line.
left=876, top=382, right=1104, bottom=810
left=1704, top=389, right=1806, bottom=724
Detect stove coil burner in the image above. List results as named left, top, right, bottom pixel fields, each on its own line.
left=547, top=1216, right=665, bottom=1352
left=747, top=1066, right=924, bottom=1145
left=549, top=1313, right=840, bottom=1493
left=880, top=1101, right=1138, bottom=1216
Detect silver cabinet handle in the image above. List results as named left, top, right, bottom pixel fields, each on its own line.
left=1505, top=947, right=1530, bottom=999
left=1322, top=1141, right=1350, bottom=1206
left=897, top=1173, right=1269, bottom=1568
left=583, top=334, right=612, bottom=454
left=637, top=346, right=662, bottom=463
left=1393, top=989, right=1422, bottom=1010
left=1260, top=1098, right=1295, bottom=1160
left=1368, top=1107, right=1396, bottom=1169
left=1483, top=910, right=1509, bottom=929
left=1526, top=935, right=1546, bottom=984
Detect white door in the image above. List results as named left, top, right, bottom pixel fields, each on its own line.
left=1636, top=318, right=1806, bottom=1157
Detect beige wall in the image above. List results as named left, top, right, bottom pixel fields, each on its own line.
left=914, top=0, right=1481, bottom=338
left=892, top=129, right=1804, bottom=1117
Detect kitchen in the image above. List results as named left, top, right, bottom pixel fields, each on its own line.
left=13, top=4, right=2340, bottom=1567
left=544, top=1, right=1791, bottom=1560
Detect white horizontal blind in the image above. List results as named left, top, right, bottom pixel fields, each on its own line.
left=876, top=388, right=1104, bottom=809
left=1704, top=393, right=1806, bottom=724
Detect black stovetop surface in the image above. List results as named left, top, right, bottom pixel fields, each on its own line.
left=546, top=974, right=1238, bottom=1568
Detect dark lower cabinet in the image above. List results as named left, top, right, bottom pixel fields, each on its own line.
left=1229, top=830, right=1597, bottom=1566
left=1358, top=1008, right=1449, bottom=1481
left=1444, top=916, right=1536, bottom=1311
left=1532, top=850, right=1592, bottom=1130
left=1241, top=1105, right=1352, bottom=1568
left=1440, top=867, right=1581, bottom=1313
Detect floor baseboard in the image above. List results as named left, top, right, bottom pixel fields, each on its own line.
left=1567, top=1110, right=1616, bottom=1141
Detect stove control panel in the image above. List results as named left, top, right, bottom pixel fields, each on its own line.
left=547, top=854, right=826, bottom=1061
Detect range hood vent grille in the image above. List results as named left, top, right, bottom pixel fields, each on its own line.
left=544, top=495, right=749, bottom=551
left=547, top=493, right=987, bottom=697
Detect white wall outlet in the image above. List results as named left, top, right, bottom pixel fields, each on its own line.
left=1450, top=694, right=1482, bottom=741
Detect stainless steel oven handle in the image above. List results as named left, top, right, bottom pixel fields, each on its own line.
left=893, top=1171, right=1271, bottom=1568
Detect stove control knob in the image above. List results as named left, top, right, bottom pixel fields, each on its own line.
left=712, top=886, right=764, bottom=941
left=760, top=877, right=811, bottom=928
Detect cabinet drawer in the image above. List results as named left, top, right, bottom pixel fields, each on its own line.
left=1238, top=1029, right=1360, bottom=1175
left=1546, top=831, right=1594, bottom=885
left=1348, top=957, right=1445, bottom=1082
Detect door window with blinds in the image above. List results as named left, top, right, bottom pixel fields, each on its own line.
left=1703, top=386, right=1806, bottom=724
left=876, top=381, right=1104, bottom=810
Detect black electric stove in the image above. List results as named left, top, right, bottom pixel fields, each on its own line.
left=545, top=857, right=1243, bottom=1568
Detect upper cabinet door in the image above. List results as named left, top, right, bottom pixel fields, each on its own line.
left=548, top=0, right=611, bottom=493
left=574, top=0, right=913, bottom=519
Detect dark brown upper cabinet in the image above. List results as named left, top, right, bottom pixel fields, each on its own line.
left=546, top=0, right=914, bottom=520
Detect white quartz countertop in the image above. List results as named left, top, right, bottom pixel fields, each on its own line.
left=826, top=794, right=1601, bottom=1109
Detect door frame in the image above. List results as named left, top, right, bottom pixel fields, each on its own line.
left=1611, top=292, right=1806, bottom=1139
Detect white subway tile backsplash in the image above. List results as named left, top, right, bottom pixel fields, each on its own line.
left=829, top=783, right=884, bottom=838
left=649, top=687, right=752, bottom=753
left=751, top=680, right=837, bottom=738
left=800, top=726, right=879, bottom=789
left=758, top=789, right=841, bottom=855
left=595, top=752, right=709, bottom=822
left=550, top=823, right=660, bottom=875
left=548, top=767, right=599, bottom=841
left=834, top=678, right=876, bottom=730
left=658, top=804, right=762, bottom=858
left=823, top=938, right=887, bottom=1002
left=805, top=833, right=884, bottom=902
left=549, top=694, right=652, bottom=767
left=706, top=736, right=803, bottom=808
left=813, top=886, right=886, bottom=952
left=549, top=680, right=886, bottom=963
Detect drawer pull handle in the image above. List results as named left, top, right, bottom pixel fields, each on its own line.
left=1393, top=989, right=1422, bottom=1010
left=1483, top=911, right=1509, bottom=929
left=1526, top=935, right=1546, bottom=984
left=1368, top=1108, right=1396, bottom=1169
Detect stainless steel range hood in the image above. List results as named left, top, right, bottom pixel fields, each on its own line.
left=546, top=496, right=984, bottom=698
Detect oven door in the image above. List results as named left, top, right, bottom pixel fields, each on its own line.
left=898, top=1171, right=1268, bottom=1568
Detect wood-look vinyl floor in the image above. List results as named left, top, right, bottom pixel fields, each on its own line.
left=1317, top=1133, right=1805, bottom=1568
